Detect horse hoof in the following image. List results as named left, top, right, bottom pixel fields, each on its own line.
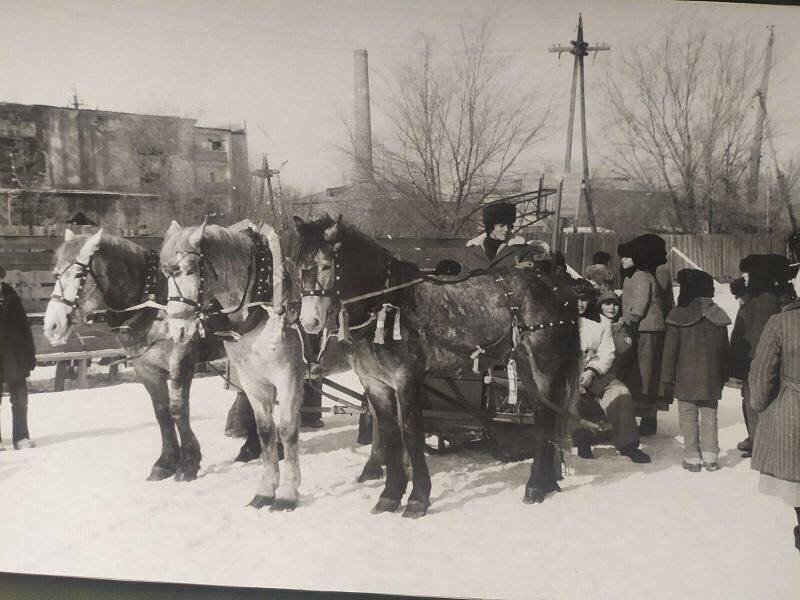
left=523, top=487, right=546, bottom=504
left=270, top=498, right=298, bottom=512
left=402, top=500, right=430, bottom=519
left=247, top=495, right=275, bottom=509
left=174, top=468, right=199, bottom=482
left=235, top=445, right=261, bottom=463
left=371, top=497, right=401, bottom=514
left=357, top=463, right=383, bottom=483
left=146, top=466, right=176, bottom=481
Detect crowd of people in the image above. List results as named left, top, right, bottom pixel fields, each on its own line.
left=473, top=201, right=800, bottom=554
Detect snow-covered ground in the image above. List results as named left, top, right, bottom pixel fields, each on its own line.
left=1, top=287, right=798, bottom=599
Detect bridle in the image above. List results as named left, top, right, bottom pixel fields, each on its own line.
left=164, top=249, right=209, bottom=311
left=52, top=250, right=162, bottom=327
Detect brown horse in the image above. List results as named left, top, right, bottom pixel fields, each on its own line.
left=294, top=215, right=582, bottom=518
left=43, top=229, right=227, bottom=481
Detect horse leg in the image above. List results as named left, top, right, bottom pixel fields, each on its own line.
left=363, top=379, right=406, bottom=514
left=167, top=372, right=202, bottom=482
left=245, top=381, right=280, bottom=509
left=358, top=395, right=385, bottom=482
left=520, top=341, right=562, bottom=504
left=272, top=369, right=303, bottom=512
left=139, top=368, right=179, bottom=481
left=397, top=379, right=432, bottom=519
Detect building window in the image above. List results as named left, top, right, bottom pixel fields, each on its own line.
left=209, top=139, right=224, bottom=151
left=139, top=149, right=164, bottom=184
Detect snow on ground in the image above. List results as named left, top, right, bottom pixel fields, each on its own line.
left=1, top=288, right=798, bottom=599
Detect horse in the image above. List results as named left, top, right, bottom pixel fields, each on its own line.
left=159, top=220, right=376, bottom=510
left=42, top=229, right=257, bottom=482
left=293, top=214, right=583, bottom=518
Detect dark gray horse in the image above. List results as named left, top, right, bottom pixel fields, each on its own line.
left=294, top=215, right=582, bottom=518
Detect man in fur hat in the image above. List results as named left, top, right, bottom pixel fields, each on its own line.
left=730, top=253, right=794, bottom=456
left=464, top=201, right=528, bottom=269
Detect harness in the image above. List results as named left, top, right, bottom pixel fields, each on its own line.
left=164, top=228, right=275, bottom=339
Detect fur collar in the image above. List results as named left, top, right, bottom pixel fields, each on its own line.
left=782, top=298, right=800, bottom=312
left=666, top=297, right=731, bottom=327
left=465, top=233, right=526, bottom=248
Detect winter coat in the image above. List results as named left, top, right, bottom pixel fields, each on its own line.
left=661, top=297, right=731, bottom=402
left=0, top=282, right=37, bottom=382
left=729, top=291, right=784, bottom=381
left=655, top=264, right=675, bottom=317
left=749, top=300, right=800, bottom=483
left=464, top=234, right=528, bottom=271
left=589, top=316, right=635, bottom=396
left=580, top=316, right=615, bottom=378
left=622, top=270, right=665, bottom=332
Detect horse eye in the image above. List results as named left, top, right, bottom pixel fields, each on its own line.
left=321, top=265, right=332, bottom=272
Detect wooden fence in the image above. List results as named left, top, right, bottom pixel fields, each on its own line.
left=528, top=232, right=789, bottom=283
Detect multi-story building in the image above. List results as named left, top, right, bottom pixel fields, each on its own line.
left=0, top=102, right=249, bottom=234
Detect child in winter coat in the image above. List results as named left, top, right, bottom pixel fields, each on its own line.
left=662, top=269, right=731, bottom=472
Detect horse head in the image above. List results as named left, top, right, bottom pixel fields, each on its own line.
left=159, top=219, right=255, bottom=342
left=293, top=214, right=388, bottom=335
left=44, top=229, right=153, bottom=345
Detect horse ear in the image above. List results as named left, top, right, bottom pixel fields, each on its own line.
left=165, top=220, right=181, bottom=238
left=188, top=218, right=207, bottom=249
left=76, top=228, right=103, bottom=263
left=64, top=229, right=74, bottom=241
left=323, top=218, right=340, bottom=242
left=293, top=216, right=305, bottom=231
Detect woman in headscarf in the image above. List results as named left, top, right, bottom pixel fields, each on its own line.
left=617, top=234, right=669, bottom=436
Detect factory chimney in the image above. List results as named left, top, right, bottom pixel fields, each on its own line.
left=353, top=49, right=374, bottom=185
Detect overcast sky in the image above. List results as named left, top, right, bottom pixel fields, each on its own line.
left=2, top=0, right=800, bottom=193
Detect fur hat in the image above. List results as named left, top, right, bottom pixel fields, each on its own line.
left=573, top=278, right=599, bottom=300
left=598, top=287, right=620, bottom=305
left=592, top=251, right=612, bottom=265
left=739, top=254, right=758, bottom=274
left=745, top=254, right=792, bottom=296
left=677, top=268, right=714, bottom=307
left=618, top=234, right=667, bottom=273
left=482, top=202, right=517, bottom=234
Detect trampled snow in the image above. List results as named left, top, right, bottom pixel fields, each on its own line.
left=1, top=287, right=798, bottom=599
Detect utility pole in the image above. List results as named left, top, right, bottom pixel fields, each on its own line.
left=549, top=14, right=610, bottom=239
left=70, top=84, right=82, bottom=110
left=747, top=26, right=774, bottom=205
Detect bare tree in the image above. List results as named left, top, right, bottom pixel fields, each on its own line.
left=365, top=25, right=549, bottom=235
left=602, top=24, right=762, bottom=233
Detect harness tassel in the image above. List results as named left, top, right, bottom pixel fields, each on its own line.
left=374, top=304, right=389, bottom=344
left=507, top=358, right=518, bottom=405
left=470, top=346, right=486, bottom=374
left=392, top=307, right=402, bottom=341
left=338, top=305, right=351, bottom=343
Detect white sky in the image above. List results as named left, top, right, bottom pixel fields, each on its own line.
left=2, top=0, right=800, bottom=193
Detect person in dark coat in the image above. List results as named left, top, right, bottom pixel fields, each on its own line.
left=729, top=254, right=792, bottom=457
left=617, top=234, right=669, bottom=436
left=661, top=269, right=730, bottom=471
left=748, top=272, right=800, bottom=553
left=463, top=202, right=527, bottom=270
left=0, top=266, right=37, bottom=449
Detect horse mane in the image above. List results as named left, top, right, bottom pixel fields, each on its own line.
left=162, top=224, right=292, bottom=303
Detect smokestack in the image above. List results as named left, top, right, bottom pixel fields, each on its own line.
left=353, top=49, right=374, bottom=185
